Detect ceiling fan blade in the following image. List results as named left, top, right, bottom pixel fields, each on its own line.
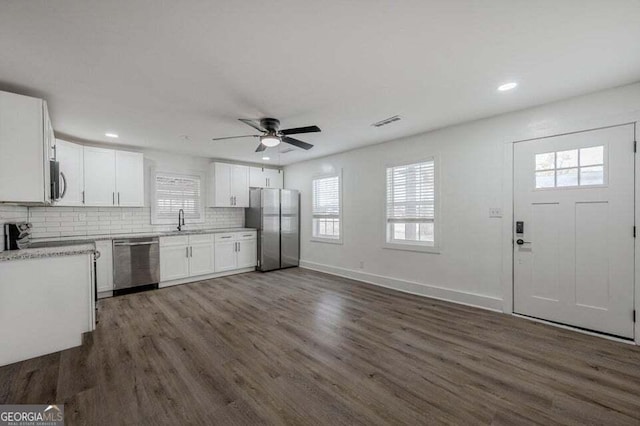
left=211, top=134, right=259, bottom=141
left=255, top=143, right=267, bottom=152
left=280, top=125, right=321, bottom=135
left=239, top=119, right=265, bottom=132
left=282, top=136, right=314, bottom=150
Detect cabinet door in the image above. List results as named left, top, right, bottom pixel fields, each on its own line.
left=237, top=239, right=257, bottom=269
left=115, top=151, right=144, bottom=207
left=55, top=140, right=84, bottom=206
left=84, top=147, right=116, bottom=206
left=95, top=240, right=113, bottom=293
left=264, top=168, right=283, bottom=189
left=160, top=245, right=190, bottom=281
left=189, top=242, right=215, bottom=276
left=213, top=162, right=232, bottom=207
left=249, top=167, right=266, bottom=188
left=0, top=92, right=46, bottom=204
left=215, top=241, right=237, bottom=272
left=232, top=165, right=249, bottom=207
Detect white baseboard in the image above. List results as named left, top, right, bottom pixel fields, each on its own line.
left=300, top=260, right=503, bottom=312
left=159, top=267, right=256, bottom=288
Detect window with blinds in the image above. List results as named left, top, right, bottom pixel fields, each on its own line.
left=312, top=174, right=341, bottom=241
left=386, top=159, right=435, bottom=246
left=152, top=172, right=204, bottom=224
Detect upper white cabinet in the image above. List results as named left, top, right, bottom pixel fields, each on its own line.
left=55, top=139, right=84, bottom=206
left=83, top=146, right=144, bottom=207
left=115, top=151, right=144, bottom=207
left=0, top=91, right=52, bottom=204
left=208, top=162, right=249, bottom=207
left=249, top=167, right=284, bottom=189
left=83, top=147, right=117, bottom=206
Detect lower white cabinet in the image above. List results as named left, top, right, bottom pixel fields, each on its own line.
left=160, top=231, right=256, bottom=283
left=95, top=240, right=114, bottom=294
left=237, top=238, right=257, bottom=268
left=160, top=235, right=191, bottom=281
left=214, top=240, right=237, bottom=272
left=188, top=234, right=216, bottom=276
left=215, top=232, right=257, bottom=272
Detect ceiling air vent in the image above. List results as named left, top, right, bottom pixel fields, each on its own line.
left=371, top=115, right=401, bottom=127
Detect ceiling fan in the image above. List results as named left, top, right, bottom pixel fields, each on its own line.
left=212, top=118, right=320, bottom=152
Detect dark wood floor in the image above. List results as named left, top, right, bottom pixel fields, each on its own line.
left=1, top=268, right=640, bottom=425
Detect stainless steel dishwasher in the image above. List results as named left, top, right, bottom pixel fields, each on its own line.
left=113, top=237, right=160, bottom=291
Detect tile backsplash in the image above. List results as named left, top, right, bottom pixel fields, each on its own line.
left=28, top=206, right=245, bottom=239
left=0, top=205, right=28, bottom=225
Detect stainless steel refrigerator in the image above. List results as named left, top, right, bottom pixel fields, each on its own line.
left=245, top=188, right=300, bottom=271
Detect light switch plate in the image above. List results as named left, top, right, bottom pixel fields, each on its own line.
left=489, top=208, right=503, bottom=218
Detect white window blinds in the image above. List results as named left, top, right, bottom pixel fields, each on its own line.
left=386, top=160, right=435, bottom=244
left=312, top=175, right=341, bottom=240
left=154, top=173, right=203, bottom=222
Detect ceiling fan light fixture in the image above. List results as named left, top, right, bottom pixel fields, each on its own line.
left=260, top=135, right=281, bottom=147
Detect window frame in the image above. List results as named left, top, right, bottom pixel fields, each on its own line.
left=310, top=170, right=343, bottom=245
left=151, top=169, right=205, bottom=225
left=383, top=156, right=440, bottom=254
left=533, top=143, right=608, bottom=191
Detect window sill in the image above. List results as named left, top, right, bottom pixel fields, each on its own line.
left=383, top=242, right=440, bottom=254
left=311, top=237, right=343, bottom=245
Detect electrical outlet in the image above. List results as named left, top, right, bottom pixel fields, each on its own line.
left=489, top=208, right=503, bottom=218
left=78, top=213, right=87, bottom=221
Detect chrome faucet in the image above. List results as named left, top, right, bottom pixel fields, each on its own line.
left=177, top=209, right=185, bottom=231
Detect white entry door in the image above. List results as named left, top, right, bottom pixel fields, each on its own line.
left=513, top=124, right=635, bottom=338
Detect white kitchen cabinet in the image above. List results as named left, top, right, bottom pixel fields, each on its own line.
left=249, top=167, right=284, bottom=189
left=83, top=147, right=144, bottom=207
left=208, top=162, right=249, bottom=207
left=214, top=240, right=237, bottom=272
left=160, top=236, right=191, bottom=281
left=237, top=238, right=258, bottom=268
left=0, top=254, right=94, bottom=366
left=95, top=240, right=114, bottom=294
left=0, top=91, right=52, bottom=204
left=83, top=146, right=116, bottom=206
left=55, top=139, right=85, bottom=206
left=115, top=150, right=144, bottom=207
left=232, top=165, right=250, bottom=206
left=214, top=231, right=257, bottom=272
left=188, top=234, right=215, bottom=276
left=264, top=168, right=283, bottom=189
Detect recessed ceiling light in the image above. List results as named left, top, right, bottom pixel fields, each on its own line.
left=497, top=82, right=518, bottom=92
left=105, top=132, right=119, bottom=138
left=262, top=156, right=270, bottom=161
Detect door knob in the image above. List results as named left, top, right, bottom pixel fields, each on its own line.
left=516, top=239, right=531, bottom=245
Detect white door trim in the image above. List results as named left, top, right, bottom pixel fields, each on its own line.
left=501, top=121, right=638, bottom=344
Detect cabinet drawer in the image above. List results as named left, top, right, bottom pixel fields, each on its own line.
left=160, top=235, right=189, bottom=247
left=237, top=231, right=257, bottom=240
left=215, top=233, right=237, bottom=242
left=189, top=234, right=213, bottom=244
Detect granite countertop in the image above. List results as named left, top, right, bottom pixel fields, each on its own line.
left=0, top=243, right=96, bottom=262
left=0, top=228, right=256, bottom=262
left=31, top=227, right=257, bottom=243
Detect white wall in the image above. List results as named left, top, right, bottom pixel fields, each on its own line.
left=285, top=82, right=640, bottom=311
left=28, top=148, right=244, bottom=239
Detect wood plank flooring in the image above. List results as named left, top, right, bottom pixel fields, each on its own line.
left=2, top=268, right=640, bottom=425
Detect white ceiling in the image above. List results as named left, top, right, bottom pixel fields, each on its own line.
left=1, top=0, right=639, bottom=165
